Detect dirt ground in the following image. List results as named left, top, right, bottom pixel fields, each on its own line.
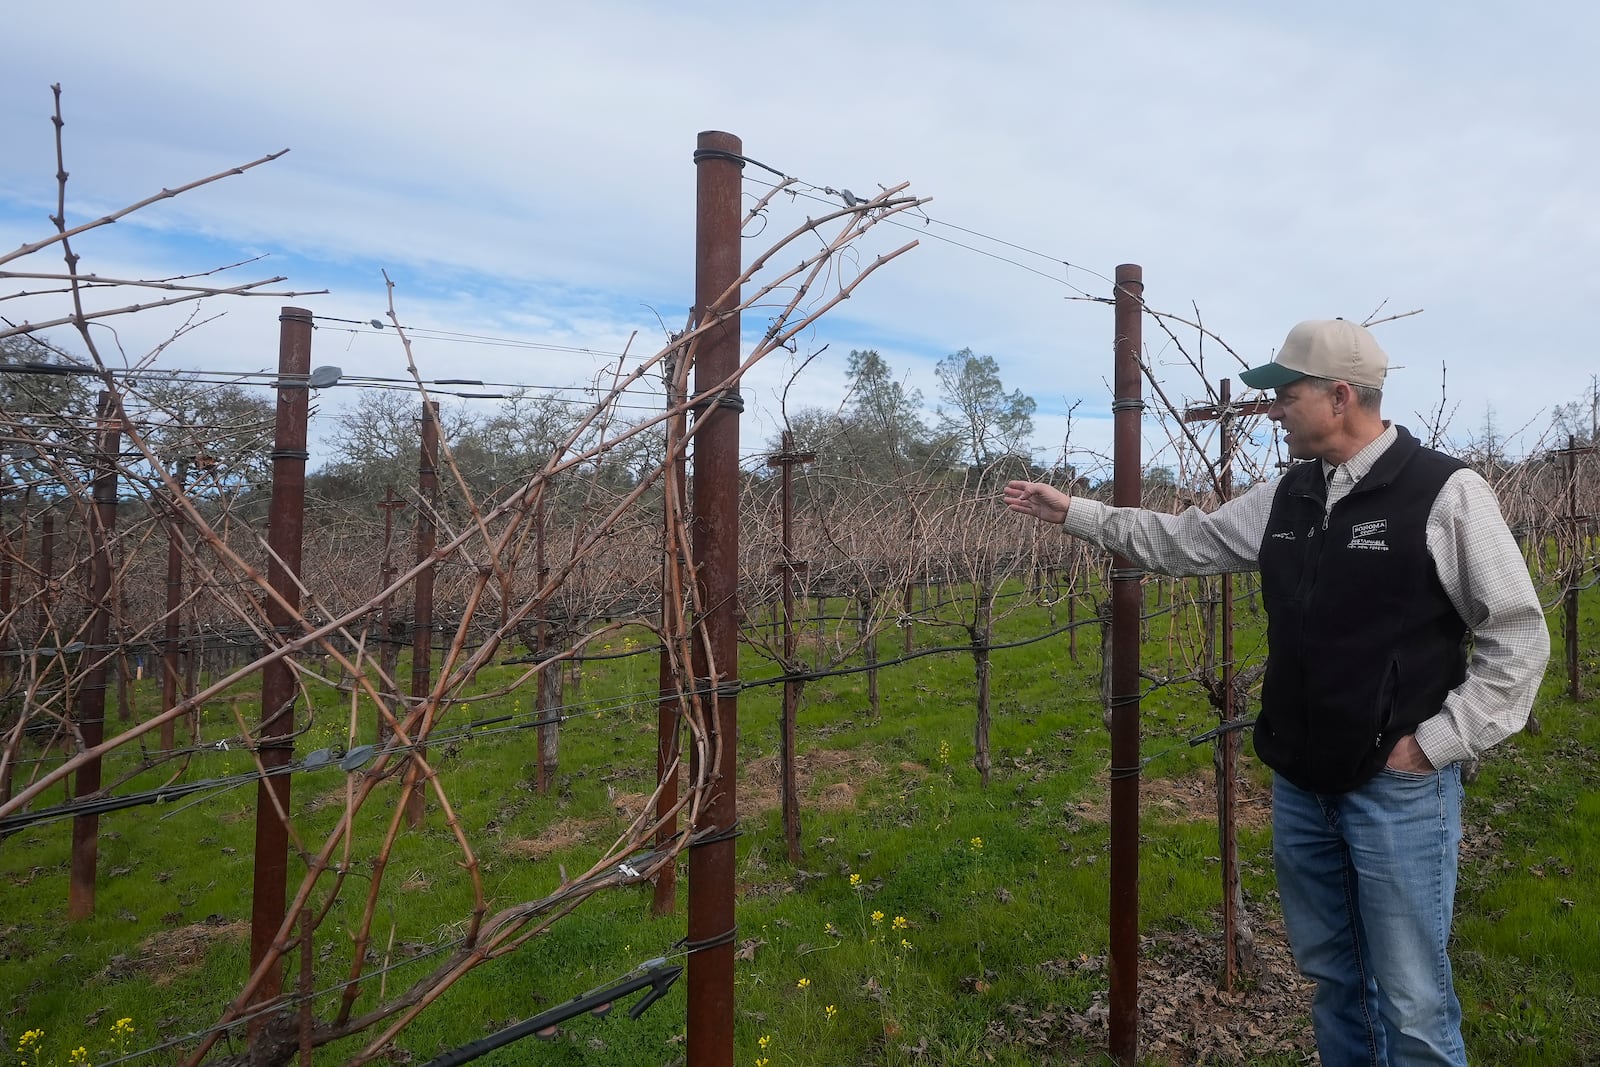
left=1004, top=912, right=1319, bottom=1064
left=739, top=748, right=882, bottom=815
left=96, top=916, right=250, bottom=987
left=1072, top=768, right=1274, bottom=831
left=506, top=751, right=1321, bottom=1062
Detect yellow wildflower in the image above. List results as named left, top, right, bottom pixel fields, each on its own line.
left=892, top=915, right=908, bottom=930
left=796, top=977, right=810, bottom=990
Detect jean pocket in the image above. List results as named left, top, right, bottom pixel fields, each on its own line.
left=1379, top=766, right=1434, bottom=783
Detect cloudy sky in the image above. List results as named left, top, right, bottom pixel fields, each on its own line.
left=4, top=1, right=1595, bottom=474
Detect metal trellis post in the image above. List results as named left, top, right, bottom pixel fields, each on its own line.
left=1108, top=263, right=1144, bottom=1063
left=1551, top=434, right=1597, bottom=700
left=377, top=485, right=406, bottom=743
left=686, top=129, right=743, bottom=1067
left=248, top=306, right=313, bottom=1004
left=0, top=490, right=12, bottom=687
left=67, top=390, right=122, bottom=920
left=38, top=511, right=54, bottom=659
left=1182, top=378, right=1272, bottom=990
left=769, top=430, right=814, bottom=864
left=406, top=400, right=440, bottom=827
left=160, top=456, right=190, bottom=752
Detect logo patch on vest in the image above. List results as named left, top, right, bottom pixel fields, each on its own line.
left=1348, top=518, right=1388, bottom=551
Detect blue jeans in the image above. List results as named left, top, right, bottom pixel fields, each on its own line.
left=1272, top=764, right=1467, bottom=1066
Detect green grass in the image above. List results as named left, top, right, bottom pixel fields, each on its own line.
left=1, top=580, right=1596, bottom=1066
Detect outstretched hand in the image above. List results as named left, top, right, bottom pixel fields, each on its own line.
left=1004, top=480, right=1072, bottom=525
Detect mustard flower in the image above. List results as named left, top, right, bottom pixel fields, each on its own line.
left=970, top=836, right=984, bottom=851
left=849, top=872, right=862, bottom=888
left=892, top=915, right=908, bottom=930
left=758, top=1033, right=772, bottom=1050
left=871, top=910, right=884, bottom=924
left=796, top=977, right=811, bottom=990
left=113, top=1015, right=136, bottom=1054
left=17, top=1029, right=44, bottom=1067
left=825, top=1004, right=837, bottom=1021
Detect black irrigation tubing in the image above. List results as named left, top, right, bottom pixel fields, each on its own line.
left=5, top=736, right=445, bottom=833
left=11, top=570, right=1574, bottom=804
left=0, top=761, right=291, bottom=834
left=0, top=643, right=681, bottom=777
left=0, top=603, right=1274, bottom=835
left=86, top=850, right=688, bottom=1067
left=420, top=960, right=683, bottom=1066
left=1, top=586, right=1260, bottom=727
left=5, top=669, right=1259, bottom=840
left=0, top=677, right=694, bottom=834
left=0, top=622, right=635, bottom=661
left=0, top=731, right=258, bottom=772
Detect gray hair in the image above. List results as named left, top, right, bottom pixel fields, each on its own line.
left=1306, top=376, right=1383, bottom=412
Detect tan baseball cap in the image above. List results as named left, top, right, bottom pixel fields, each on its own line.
left=1240, top=318, right=1389, bottom=390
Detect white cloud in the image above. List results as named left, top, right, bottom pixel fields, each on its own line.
left=5, top=0, right=1595, bottom=467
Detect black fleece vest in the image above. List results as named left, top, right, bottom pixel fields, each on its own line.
left=1252, top=427, right=1468, bottom=793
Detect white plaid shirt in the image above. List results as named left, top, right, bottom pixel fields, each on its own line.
left=1061, top=425, right=1550, bottom=768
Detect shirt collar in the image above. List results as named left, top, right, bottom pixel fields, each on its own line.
left=1323, top=422, right=1396, bottom=487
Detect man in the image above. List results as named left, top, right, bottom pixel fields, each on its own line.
left=1004, top=319, right=1548, bottom=1066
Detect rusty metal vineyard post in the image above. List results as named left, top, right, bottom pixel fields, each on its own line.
left=535, top=480, right=561, bottom=794
left=247, top=306, right=313, bottom=1005
left=686, top=129, right=743, bottom=1067
left=0, top=488, right=25, bottom=807
left=406, top=400, right=440, bottom=827
left=38, top=512, right=54, bottom=661
left=377, top=485, right=406, bottom=743
left=67, top=390, right=122, bottom=920
left=159, top=456, right=190, bottom=752
left=0, top=485, right=13, bottom=688
left=861, top=589, right=881, bottom=717
left=769, top=429, right=814, bottom=864
left=1181, top=377, right=1271, bottom=991
left=1108, top=263, right=1144, bottom=1064
left=1552, top=433, right=1597, bottom=699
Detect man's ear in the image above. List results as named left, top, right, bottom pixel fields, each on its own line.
left=1330, top=381, right=1350, bottom=414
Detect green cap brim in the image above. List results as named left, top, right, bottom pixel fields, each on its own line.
left=1239, top=361, right=1307, bottom=390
